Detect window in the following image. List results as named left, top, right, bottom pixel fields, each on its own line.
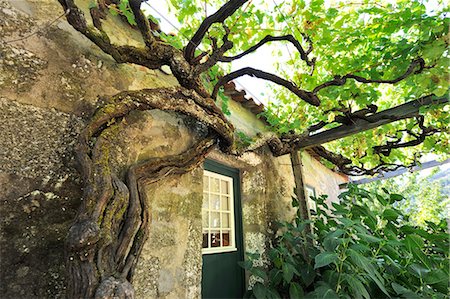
left=202, top=170, right=236, bottom=254
left=305, top=185, right=317, bottom=213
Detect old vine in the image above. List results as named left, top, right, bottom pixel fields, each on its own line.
left=66, top=87, right=233, bottom=298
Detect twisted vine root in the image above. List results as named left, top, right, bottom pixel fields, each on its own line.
left=66, top=87, right=232, bottom=298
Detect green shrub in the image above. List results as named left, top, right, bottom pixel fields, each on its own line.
left=242, top=185, right=449, bottom=299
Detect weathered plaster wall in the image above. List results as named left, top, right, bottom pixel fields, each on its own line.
left=134, top=168, right=204, bottom=299
left=1, top=0, right=177, bottom=116
left=302, top=152, right=348, bottom=205
left=0, top=0, right=347, bottom=298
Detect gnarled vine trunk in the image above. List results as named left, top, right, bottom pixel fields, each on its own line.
left=65, top=87, right=234, bottom=298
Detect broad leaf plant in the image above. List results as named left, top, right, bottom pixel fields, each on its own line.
left=243, top=186, right=449, bottom=299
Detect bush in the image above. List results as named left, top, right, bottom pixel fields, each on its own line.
left=242, top=185, right=449, bottom=299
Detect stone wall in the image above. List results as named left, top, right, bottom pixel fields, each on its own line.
left=0, top=1, right=346, bottom=298
left=0, top=98, right=83, bottom=298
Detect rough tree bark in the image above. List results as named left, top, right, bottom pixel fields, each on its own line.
left=65, top=88, right=234, bottom=299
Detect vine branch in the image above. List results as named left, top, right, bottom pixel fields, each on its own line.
left=310, top=145, right=406, bottom=176
left=218, top=34, right=315, bottom=69
left=373, top=116, right=441, bottom=156
left=266, top=93, right=448, bottom=156
left=66, top=87, right=232, bottom=298
left=313, top=58, right=426, bottom=93
left=58, top=0, right=215, bottom=98
left=213, top=67, right=321, bottom=106
left=129, top=0, right=156, bottom=48
left=194, top=25, right=234, bottom=74
left=184, top=0, right=249, bottom=63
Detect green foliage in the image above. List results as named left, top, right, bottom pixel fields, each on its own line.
left=109, top=0, right=136, bottom=25
left=365, top=167, right=450, bottom=227
left=203, top=64, right=232, bottom=115
left=88, top=1, right=97, bottom=9
left=110, top=0, right=448, bottom=168
left=157, top=32, right=184, bottom=49
left=236, top=131, right=253, bottom=147
left=160, top=0, right=448, bottom=169
left=219, top=93, right=231, bottom=116
left=243, top=185, right=449, bottom=298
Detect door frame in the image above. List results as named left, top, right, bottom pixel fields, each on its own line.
left=202, top=159, right=245, bottom=297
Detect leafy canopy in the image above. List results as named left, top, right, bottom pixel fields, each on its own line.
left=163, top=0, right=449, bottom=172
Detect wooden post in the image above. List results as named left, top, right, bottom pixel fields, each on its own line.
left=290, top=150, right=312, bottom=234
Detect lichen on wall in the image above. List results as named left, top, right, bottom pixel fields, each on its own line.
left=0, top=99, right=83, bottom=298
left=133, top=167, right=204, bottom=299
left=0, top=43, right=48, bottom=92
left=0, top=97, right=83, bottom=179
left=0, top=0, right=35, bottom=38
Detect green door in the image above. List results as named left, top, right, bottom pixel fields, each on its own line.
left=201, top=160, right=245, bottom=299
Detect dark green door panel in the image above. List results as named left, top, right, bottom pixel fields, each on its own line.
left=202, top=252, right=244, bottom=298
left=202, top=160, right=245, bottom=299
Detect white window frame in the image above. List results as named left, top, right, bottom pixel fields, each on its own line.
left=202, top=170, right=237, bottom=255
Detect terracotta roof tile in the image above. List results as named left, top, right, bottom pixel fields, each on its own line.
left=223, top=80, right=269, bottom=123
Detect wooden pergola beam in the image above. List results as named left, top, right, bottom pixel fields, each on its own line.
left=298, top=94, right=448, bottom=149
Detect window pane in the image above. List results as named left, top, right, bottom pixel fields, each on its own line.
left=203, top=176, right=209, bottom=192
left=210, top=212, right=220, bottom=228
left=222, top=230, right=230, bottom=246
left=222, top=213, right=230, bottom=228
left=202, top=171, right=237, bottom=254
left=202, top=211, right=209, bottom=228
left=221, top=180, right=229, bottom=195
left=202, top=232, right=209, bottom=248
left=211, top=194, right=220, bottom=210
left=210, top=231, right=221, bottom=247
left=202, top=192, right=209, bottom=209
left=221, top=196, right=229, bottom=211
left=211, top=178, right=220, bottom=193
